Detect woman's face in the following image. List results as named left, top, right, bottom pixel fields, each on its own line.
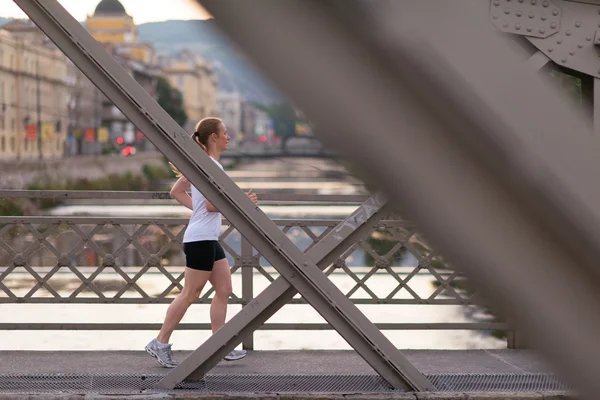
left=214, top=123, right=230, bottom=151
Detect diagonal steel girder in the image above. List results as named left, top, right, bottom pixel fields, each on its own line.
left=12, top=0, right=434, bottom=392
left=158, top=193, right=394, bottom=388
left=194, top=0, right=600, bottom=398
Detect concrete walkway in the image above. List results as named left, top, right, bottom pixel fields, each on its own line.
left=0, top=350, right=574, bottom=399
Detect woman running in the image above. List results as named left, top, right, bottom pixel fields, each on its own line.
left=145, top=117, right=258, bottom=368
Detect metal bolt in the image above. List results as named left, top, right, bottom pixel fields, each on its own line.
left=566, top=30, right=571, bottom=36
left=503, top=22, right=509, bottom=28
left=541, top=14, right=547, bottom=21
left=550, top=22, right=557, bottom=29
left=569, top=50, right=575, bottom=55
left=527, top=26, right=533, bottom=32
left=505, top=8, right=511, bottom=14
left=539, top=28, right=546, bottom=34
left=515, top=23, right=522, bottom=30
left=552, top=9, right=559, bottom=16
left=561, top=57, right=567, bottom=63
left=494, top=0, right=500, bottom=4
left=548, top=47, right=553, bottom=52
left=578, top=44, right=583, bottom=48
left=516, top=10, right=522, bottom=16
left=518, top=0, right=524, bottom=2
left=542, top=0, right=549, bottom=6
left=531, top=0, right=537, bottom=4
left=575, top=22, right=581, bottom=28
left=557, top=39, right=562, bottom=44
left=588, top=36, right=593, bottom=41
left=492, top=14, right=499, bottom=19
left=528, top=12, right=535, bottom=18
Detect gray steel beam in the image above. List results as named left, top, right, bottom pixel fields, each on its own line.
left=195, top=0, right=600, bottom=398
left=594, top=78, right=600, bottom=136
left=158, top=193, right=395, bottom=387
left=13, top=0, right=432, bottom=392
left=525, top=51, right=552, bottom=74
left=0, top=190, right=371, bottom=204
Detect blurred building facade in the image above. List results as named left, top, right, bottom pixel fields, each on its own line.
left=217, top=91, right=272, bottom=144
left=0, top=20, right=69, bottom=161
left=160, top=50, right=218, bottom=132
left=0, top=0, right=221, bottom=160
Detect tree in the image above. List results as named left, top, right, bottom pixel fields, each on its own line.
left=157, top=77, right=188, bottom=127
left=254, top=102, right=296, bottom=148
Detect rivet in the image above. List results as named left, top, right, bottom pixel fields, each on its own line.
left=578, top=44, right=583, bottom=48
left=548, top=47, right=553, bottom=52
left=518, top=0, right=524, bottom=2
left=505, top=8, right=511, bottom=14
left=515, top=23, right=522, bottom=30
left=539, top=27, right=546, bottom=34
left=503, top=22, right=509, bottom=27
left=557, top=39, right=562, bottom=44
left=575, top=22, right=581, bottom=28
left=516, top=10, right=522, bottom=17
left=494, top=0, right=500, bottom=4
left=492, top=14, right=499, bottom=19
left=569, top=50, right=575, bottom=55
left=566, top=30, right=571, bottom=36
left=561, top=57, right=567, bottom=63
left=527, top=26, right=533, bottom=32
left=543, top=0, right=549, bottom=6
left=550, top=22, right=557, bottom=29
left=531, top=0, right=537, bottom=4
left=541, top=14, right=547, bottom=21
left=529, top=12, right=535, bottom=18
left=587, top=36, right=592, bottom=41
left=552, top=9, right=559, bottom=16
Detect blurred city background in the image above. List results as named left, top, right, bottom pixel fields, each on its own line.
left=0, top=0, right=585, bottom=353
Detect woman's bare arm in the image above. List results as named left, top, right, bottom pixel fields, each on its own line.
left=170, top=176, right=192, bottom=210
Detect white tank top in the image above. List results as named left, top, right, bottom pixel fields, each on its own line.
left=182, top=156, right=224, bottom=243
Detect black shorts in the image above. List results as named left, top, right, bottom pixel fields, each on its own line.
left=183, top=240, right=226, bottom=271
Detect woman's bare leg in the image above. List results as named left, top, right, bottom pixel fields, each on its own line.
left=157, top=267, right=211, bottom=343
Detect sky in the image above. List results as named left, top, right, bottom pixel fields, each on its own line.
left=0, top=0, right=212, bottom=24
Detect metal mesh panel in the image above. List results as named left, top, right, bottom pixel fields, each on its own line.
left=0, top=373, right=569, bottom=394
left=427, top=373, right=569, bottom=393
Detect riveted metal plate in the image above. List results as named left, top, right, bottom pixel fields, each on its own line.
left=526, top=0, right=600, bottom=77
left=490, top=0, right=562, bottom=38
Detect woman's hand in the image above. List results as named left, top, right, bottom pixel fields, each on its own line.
left=247, top=189, right=258, bottom=205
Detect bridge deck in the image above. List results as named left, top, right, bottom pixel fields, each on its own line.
left=0, top=349, right=574, bottom=398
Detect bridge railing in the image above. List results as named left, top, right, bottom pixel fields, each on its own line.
left=0, top=190, right=515, bottom=349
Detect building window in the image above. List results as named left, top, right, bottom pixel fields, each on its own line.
left=24, top=139, right=28, bottom=151
left=1, top=136, right=4, bottom=152
left=10, top=137, right=14, bottom=152
left=11, top=118, right=14, bottom=131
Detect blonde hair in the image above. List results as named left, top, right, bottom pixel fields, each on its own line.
left=170, top=117, right=224, bottom=178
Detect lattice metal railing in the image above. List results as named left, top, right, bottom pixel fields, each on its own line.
left=0, top=190, right=511, bottom=347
